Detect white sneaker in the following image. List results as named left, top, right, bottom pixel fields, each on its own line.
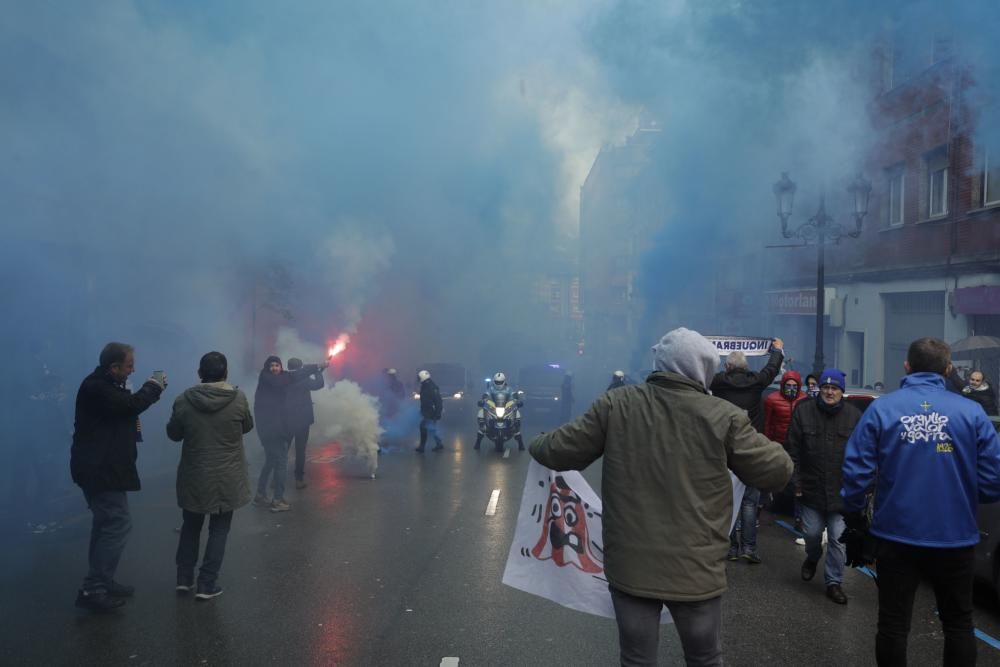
left=795, top=537, right=806, bottom=546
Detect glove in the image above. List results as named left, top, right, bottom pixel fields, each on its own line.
left=839, top=511, right=873, bottom=568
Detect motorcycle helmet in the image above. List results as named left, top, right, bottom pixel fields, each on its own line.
left=386, top=368, right=397, bottom=375
left=493, top=372, right=507, bottom=387
left=613, top=370, right=625, bottom=379
left=418, top=370, right=431, bottom=382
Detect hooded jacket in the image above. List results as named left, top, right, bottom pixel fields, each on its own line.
left=167, top=382, right=254, bottom=514
left=530, top=328, right=792, bottom=602
left=786, top=395, right=861, bottom=513
left=254, top=357, right=322, bottom=439
left=70, top=367, right=163, bottom=493
left=710, top=348, right=784, bottom=433
left=763, top=371, right=807, bottom=445
left=841, top=372, right=1000, bottom=547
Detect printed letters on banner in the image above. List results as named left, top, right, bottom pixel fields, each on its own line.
left=501, top=460, right=745, bottom=622
left=706, top=335, right=772, bottom=357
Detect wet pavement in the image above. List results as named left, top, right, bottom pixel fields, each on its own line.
left=4, top=425, right=1000, bottom=666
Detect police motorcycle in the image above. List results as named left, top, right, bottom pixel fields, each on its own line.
left=474, top=372, right=526, bottom=453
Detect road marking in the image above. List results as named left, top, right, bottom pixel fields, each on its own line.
left=485, top=489, right=501, bottom=516
left=440, top=658, right=460, bottom=667
left=773, top=517, right=1000, bottom=651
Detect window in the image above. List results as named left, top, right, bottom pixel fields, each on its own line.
left=985, top=148, right=1000, bottom=206
left=887, top=165, right=905, bottom=226
left=926, top=147, right=948, bottom=217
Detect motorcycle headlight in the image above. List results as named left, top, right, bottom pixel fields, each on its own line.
left=495, top=406, right=506, bottom=418
left=412, top=392, right=420, bottom=400
left=453, top=392, right=463, bottom=399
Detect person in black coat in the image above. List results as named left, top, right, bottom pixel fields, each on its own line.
left=948, top=367, right=998, bottom=416
left=253, top=356, right=324, bottom=511
left=284, top=358, right=325, bottom=489
left=70, top=342, right=165, bottom=612
left=416, top=369, right=443, bottom=452
left=560, top=372, right=574, bottom=422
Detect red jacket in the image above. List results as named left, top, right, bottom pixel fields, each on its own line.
left=764, top=371, right=806, bottom=445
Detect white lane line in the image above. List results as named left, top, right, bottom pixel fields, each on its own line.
left=485, top=489, right=501, bottom=516
left=440, top=658, right=460, bottom=667
left=503, top=448, right=510, bottom=459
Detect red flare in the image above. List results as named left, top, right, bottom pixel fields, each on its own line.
left=328, top=333, right=350, bottom=358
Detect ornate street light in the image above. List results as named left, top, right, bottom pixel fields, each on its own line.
left=773, top=172, right=872, bottom=376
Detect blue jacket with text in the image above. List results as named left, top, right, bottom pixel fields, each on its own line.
left=841, top=372, right=1000, bottom=547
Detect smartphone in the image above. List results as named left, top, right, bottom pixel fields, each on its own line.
left=152, top=370, right=166, bottom=384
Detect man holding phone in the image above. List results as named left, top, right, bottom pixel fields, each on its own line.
left=70, top=342, right=166, bottom=612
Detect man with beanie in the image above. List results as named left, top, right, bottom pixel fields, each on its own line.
left=530, top=327, right=793, bottom=666
left=284, top=357, right=325, bottom=490
left=842, top=338, right=1000, bottom=665
left=166, top=352, right=254, bottom=600
left=71, top=342, right=166, bottom=612
left=416, top=370, right=444, bottom=452
left=712, top=339, right=785, bottom=565
left=785, top=368, right=861, bottom=605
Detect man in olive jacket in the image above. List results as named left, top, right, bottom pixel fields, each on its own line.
left=166, top=352, right=254, bottom=600
left=530, top=328, right=792, bottom=667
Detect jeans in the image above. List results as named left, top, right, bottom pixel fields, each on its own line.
left=289, top=428, right=310, bottom=481
left=176, top=510, right=234, bottom=588
left=258, top=435, right=289, bottom=500
left=729, top=486, right=760, bottom=553
left=875, top=539, right=975, bottom=667
left=81, top=491, right=132, bottom=593
left=799, top=504, right=845, bottom=586
left=418, top=418, right=442, bottom=449
left=609, top=586, right=723, bottom=667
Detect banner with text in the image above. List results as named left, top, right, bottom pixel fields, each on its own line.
left=706, top=336, right=773, bottom=357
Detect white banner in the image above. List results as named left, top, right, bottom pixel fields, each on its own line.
left=706, top=336, right=773, bottom=357
left=502, top=460, right=746, bottom=622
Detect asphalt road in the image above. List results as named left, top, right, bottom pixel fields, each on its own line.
left=4, top=423, right=1000, bottom=666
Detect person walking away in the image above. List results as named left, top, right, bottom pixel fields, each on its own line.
left=166, top=352, right=253, bottom=600
left=785, top=368, right=861, bottom=605
left=531, top=327, right=792, bottom=666
left=416, top=370, right=443, bottom=452
left=284, top=357, right=325, bottom=489
left=70, top=342, right=165, bottom=612
left=712, top=339, right=785, bottom=564
left=841, top=337, right=1000, bottom=666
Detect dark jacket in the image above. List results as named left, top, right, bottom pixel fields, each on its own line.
left=786, top=396, right=861, bottom=514
left=284, top=368, right=325, bottom=433
left=530, top=371, right=792, bottom=601
left=420, top=379, right=443, bottom=420
left=947, top=368, right=998, bottom=416
left=253, top=359, right=321, bottom=440
left=167, top=382, right=254, bottom=514
left=710, top=349, right=784, bottom=432
left=70, top=367, right=163, bottom=493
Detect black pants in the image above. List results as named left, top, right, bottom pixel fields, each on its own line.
left=289, top=428, right=310, bottom=481
left=176, top=510, right=234, bottom=588
left=875, top=539, right=976, bottom=666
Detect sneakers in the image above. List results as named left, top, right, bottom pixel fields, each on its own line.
left=795, top=537, right=806, bottom=546
left=826, top=584, right=848, bottom=605
left=739, top=551, right=762, bottom=565
left=176, top=572, right=195, bottom=593
left=801, top=559, right=818, bottom=581
left=295, top=480, right=308, bottom=490
left=253, top=493, right=269, bottom=507
left=75, top=589, right=125, bottom=613
left=415, top=446, right=425, bottom=453
left=270, top=499, right=291, bottom=513
left=106, top=580, right=135, bottom=598
left=726, top=548, right=740, bottom=562
left=195, top=585, right=223, bottom=601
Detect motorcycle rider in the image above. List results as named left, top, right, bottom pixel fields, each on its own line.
left=474, top=372, right=525, bottom=452
left=607, top=370, right=627, bottom=391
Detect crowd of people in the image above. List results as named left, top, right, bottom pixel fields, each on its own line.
left=64, top=330, right=1000, bottom=665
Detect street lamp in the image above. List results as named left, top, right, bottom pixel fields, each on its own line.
left=773, top=172, right=872, bottom=376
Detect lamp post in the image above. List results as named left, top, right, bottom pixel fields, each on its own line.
left=773, top=172, right=872, bottom=377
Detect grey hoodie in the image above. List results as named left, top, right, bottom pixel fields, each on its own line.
left=652, top=327, right=720, bottom=391
left=167, top=382, right=255, bottom=514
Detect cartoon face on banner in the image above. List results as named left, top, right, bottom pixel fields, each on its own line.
left=530, top=475, right=603, bottom=573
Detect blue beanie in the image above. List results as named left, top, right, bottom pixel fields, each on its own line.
left=819, top=368, right=846, bottom=391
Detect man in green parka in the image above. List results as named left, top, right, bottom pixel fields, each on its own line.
left=530, top=327, right=792, bottom=667
left=166, top=351, right=254, bottom=600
